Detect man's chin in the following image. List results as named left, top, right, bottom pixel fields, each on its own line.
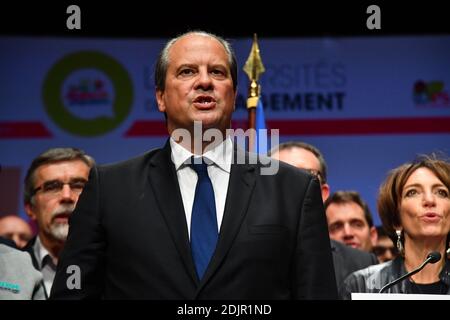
left=50, top=223, right=69, bottom=242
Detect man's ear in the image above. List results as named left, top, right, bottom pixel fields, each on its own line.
left=370, top=225, right=379, bottom=247
left=156, top=89, right=166, bottom=112
left=321, top=183, right=330, bottom=202
left=25, top=203, right=37, bottom=221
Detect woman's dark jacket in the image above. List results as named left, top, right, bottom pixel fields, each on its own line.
left=340, top=256, right=450, bottom=299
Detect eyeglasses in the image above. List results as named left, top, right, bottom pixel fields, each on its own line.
left=373, top=246, right=399, bottom=256
left=32, top=179, right=87, bottom=196
left=307, top=169, right=323, bottom=184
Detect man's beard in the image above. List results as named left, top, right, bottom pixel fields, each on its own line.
left=50, top=222, right=69, bottom=241
left=49, top=204, right=74, bottom=241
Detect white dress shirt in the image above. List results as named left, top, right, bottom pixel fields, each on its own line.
left=33, top=236, right=57, bottom=297
left=170, top=137, right=233, bottom=239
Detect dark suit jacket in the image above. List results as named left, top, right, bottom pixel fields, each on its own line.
left=50, top=140, right=337, bottom=299
left=331, top=239, right=378, bottom=290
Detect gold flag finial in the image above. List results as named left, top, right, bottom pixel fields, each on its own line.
left=243, top=33, right=265, bottom=109
left=243, top=34, right=265, bottom=152
left=243, top=33, right=265, bottom=82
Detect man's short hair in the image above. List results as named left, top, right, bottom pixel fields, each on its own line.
left=269, top=141, right=328, bottom=183
left=324, top=190, right=374, bottom=228
left=154, top=30, right=238, bottom=92
left=375, top=225, right=389, bottom=238
left=24, top=148, right=95, bottom=205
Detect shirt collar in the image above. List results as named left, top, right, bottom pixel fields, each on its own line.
left=34, top=236, right=56, bottom=268
left=170, top=136, right=233, bottom=173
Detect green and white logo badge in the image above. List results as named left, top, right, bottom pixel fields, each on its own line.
left=43, top=51, right=133, bottom=136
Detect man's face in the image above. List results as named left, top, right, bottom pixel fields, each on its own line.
left=271, top=147, right=330, bottom=201
left=326, top=201, right=377, bottom=252
left=156, top=34, right=236, bottom=136
left=373, top=236, right=398, bottom=263
left=25, top=160, right=90, bottom=243
left=0, top=216, right=33, bottom=248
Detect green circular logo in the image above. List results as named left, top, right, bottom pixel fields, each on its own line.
left=42, top=51, right=133, bottom=136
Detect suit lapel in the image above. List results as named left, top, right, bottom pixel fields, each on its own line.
left=196, top=147, right=257, bottom=292
left=23, top=237, right=39, bottom=270
left=148, top=140, right=198, bottom=284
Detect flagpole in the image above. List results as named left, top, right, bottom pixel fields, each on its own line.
left=243, top=33, right=265, bottom=152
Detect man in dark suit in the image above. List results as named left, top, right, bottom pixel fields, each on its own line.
left=270, top=141, right=378, bottom=289
left=50, top=31, right=337, bottom=299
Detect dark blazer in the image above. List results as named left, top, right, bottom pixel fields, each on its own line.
left=331, top=239, right=378, bottom=290
left=50, top=141, right=337, bottom=299
left=340, top=256, right=450, bottom=299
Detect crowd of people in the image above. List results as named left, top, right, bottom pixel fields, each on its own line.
left=1, top=30, right=449, bottom=300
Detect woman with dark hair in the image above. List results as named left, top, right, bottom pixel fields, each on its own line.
left=340, top=155, right=450, bottom=299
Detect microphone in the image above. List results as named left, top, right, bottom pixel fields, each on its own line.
left=378, top=251, right=442, bottom=293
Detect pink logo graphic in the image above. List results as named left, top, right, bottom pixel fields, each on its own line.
left=66, top=79, right=110, bottom=105
left=414, top=80, right=450, bottom=107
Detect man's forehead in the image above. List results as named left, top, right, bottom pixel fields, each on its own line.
left=0, top=216, right=28, bottom=228
left=174, top=34, right=221, bottom=48
left=328, top=202, right=365, bottom=217
left=377, top=237, right=394, bottom=246
left=169, top=35, right=228, bottom=62
left=34, top=160, right=89, bottom=180
left=278, top=148, right=321, bottom=171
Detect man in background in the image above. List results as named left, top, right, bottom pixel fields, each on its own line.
left=373, top=225, right=398, bottom=263
left=23, top=147, right=95, bottom=298
left=325, top=190, right=378, bottom=253
left=0, top=214, right=33, bottom=248
left=270, top=141, right=378, bottom=288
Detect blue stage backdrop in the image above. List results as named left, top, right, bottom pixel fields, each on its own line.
left=1, top=35, right=449, bottom=225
